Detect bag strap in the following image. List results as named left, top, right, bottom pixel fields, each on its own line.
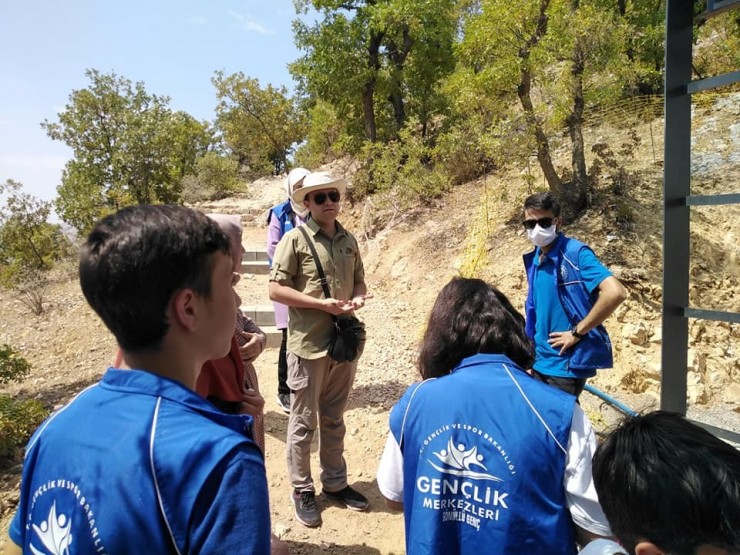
left=297, top=226, right=337, bottom=323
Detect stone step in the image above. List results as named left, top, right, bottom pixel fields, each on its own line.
left=241, top=260, right=270, bottom=275
left=243, top=250, right=269, bottom=262
left=240, top=304, right=276, bottom=327
left=259, top=325, right=283, bottom=349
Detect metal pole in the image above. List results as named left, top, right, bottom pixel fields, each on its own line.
left=661, top=0, right=693, bottom=414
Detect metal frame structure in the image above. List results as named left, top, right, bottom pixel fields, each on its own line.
left=662, top=0, right=740, bottom=443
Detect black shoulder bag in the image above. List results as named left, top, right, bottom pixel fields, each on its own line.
left=297, top=226, right=366, bottom=362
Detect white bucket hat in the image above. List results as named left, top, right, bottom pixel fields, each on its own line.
left=291, top=171, right=347, bottom=204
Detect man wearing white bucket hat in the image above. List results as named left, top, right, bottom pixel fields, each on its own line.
left=269, top=171, right=370, bottom=528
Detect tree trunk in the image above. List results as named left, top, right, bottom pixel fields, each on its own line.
left=517, top=73, right=563, bottom=196
left=362, top=31, right=384, bottom=142
left=362, top=83, right=377, bottom=143
left=566, top=49, right=588, bottom=205
left=516, top=0, right=563, bottom=196
left=564, top=0, right=590, bottom=217
left=385, top=25, right=413, bottom=132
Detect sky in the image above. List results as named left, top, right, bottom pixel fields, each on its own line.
left=0, top=0, right=311, bottom=203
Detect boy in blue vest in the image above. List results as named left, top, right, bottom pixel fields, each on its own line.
left=6, top=205, right=270, bottom=554
left=522, top=192, right=627, bottom=397
left=592, top=411, right=740, bottom=555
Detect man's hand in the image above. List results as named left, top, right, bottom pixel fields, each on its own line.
left=350, top=291, right=373, bottom=310
left=240, top=389, right=265, bottom=418
left=239, top=331, right=263, bottom=363
left=321, top=298, right=355, bottom=316
left=548, top=330, right=581, bottom=355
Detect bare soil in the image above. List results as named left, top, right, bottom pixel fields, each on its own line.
left=1, top=95, right=739, bottom=553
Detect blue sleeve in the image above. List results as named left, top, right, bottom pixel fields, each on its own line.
left=8, top=507, right=23, bottom=547
left=188, top=447, right=271, bottom=554
left=578, top=248, right=612, bottom=294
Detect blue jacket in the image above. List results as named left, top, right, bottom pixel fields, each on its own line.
left=10, top=368, right=270, bottom=554
left=267, top=199, right=299, bottom=265
left=390, top=354, right=577, bottom=555
left=523, top=234, right=613, bottom=372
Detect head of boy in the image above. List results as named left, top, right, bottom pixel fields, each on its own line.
left=79, top=205, right=238, bottom=364
left=592, top=411, right=740, bottom=555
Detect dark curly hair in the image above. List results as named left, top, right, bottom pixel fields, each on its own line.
left=418, top=278, right=534, bottom=379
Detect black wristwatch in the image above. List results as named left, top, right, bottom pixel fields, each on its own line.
left=571, top=325, right=584, bottom=339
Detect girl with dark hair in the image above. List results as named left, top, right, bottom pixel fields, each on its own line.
left=418, top=278, right=534, bottom=379
left=377, top=278, right=614, bottom=555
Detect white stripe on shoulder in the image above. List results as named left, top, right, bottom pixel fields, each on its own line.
left=561, top=251, right=581, bottom=272
left=399, top=379, right=435, bottom=450
left=149, top=397, right=182, bottom=555
left=25, top=383, right=98, bottom=455
left=503, top=364, right=567, bottom=455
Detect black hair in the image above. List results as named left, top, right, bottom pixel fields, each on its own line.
left=418, top=278, right=534, bottom=379
left=523, top=191, right=561, bottom=217
left=79, top=204, right=231, bottom=352
left=592, top=411, right=740, bottom=555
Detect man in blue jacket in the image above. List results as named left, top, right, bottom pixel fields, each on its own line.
left=522, top=192, right=626, bottom=397
left=6, top=205, right=271, bottom=554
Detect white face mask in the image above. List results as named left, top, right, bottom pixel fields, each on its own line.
left=527, top=224, right=558, bottom=248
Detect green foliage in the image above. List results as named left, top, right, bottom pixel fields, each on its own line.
left=212, top=72, right=305, bottom=177
left=617, top=0, right=666, bottom=95
left=182, top=152, right=243, bottom=203
left=0, top=345, right=45, bottom=462
left=434, top=124, right=494, bottom=186
left=0, top=395, right=47, bottom=461
left=45, top=69, right=213, bottom=233
left=0, top=180, right=71, bottom=290
left=0, top=344, right=31, bottom=384
left=353, top=120, right=450, bottom=204
left=294, top=100, right=350, bottom=168
left=291, top=0, right=457, bottom=144
left=451, top=0, right=635, bottom=211
left=694, top=11, right=740, bottom=81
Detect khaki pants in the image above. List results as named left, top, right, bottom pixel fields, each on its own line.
left=286, top=353, right=357, bottom=493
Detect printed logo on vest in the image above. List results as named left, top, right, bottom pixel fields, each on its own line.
left=416, top=423, right=517, bottom=532
left=31, top=501, right=72, bottom=555
left=24, top=479, right=107, bottom=555
left=559, top=263, right=569, bottom=282
left=429, top=437, right=502, bottom=482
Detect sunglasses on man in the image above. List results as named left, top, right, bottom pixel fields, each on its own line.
left=311, top=191, right=341, bottom=205
left=522, top=217, right=555, bottom=230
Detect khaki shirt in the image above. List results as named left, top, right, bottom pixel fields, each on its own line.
left=269, top=218, right=365, bottom=359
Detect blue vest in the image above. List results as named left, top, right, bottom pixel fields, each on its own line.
left=10, top=369, right=270, bottom=554
left=267, top=199, right=298, bottom=265
left=390, top=354, right=576, bottom=555
left=523, top=234, right=613, bottom=372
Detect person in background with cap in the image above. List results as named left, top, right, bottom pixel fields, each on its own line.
left=267, top=167, right=312, bottom=414
left=269, top=171, right=371, bottom=528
